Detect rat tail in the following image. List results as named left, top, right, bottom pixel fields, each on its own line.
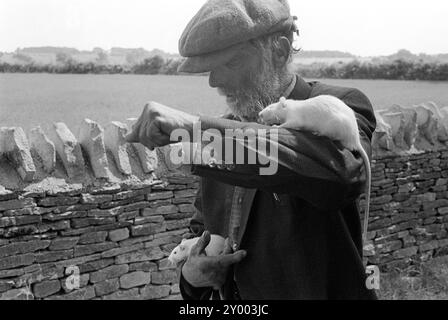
left=359, top=147, right=371, bottom=265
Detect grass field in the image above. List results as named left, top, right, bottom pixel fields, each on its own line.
left=1, top=73, right=448, bottom=134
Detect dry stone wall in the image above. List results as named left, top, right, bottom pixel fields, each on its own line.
left=1, top=100, right=448, bottom=299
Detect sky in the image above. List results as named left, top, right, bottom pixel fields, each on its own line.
left=0, top=0, right=447, bottom=56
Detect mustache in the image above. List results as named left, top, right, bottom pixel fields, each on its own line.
left=217, top=88, right=236, bottom=97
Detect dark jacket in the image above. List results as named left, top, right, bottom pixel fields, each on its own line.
left=179, top=76, right=378, bottom=300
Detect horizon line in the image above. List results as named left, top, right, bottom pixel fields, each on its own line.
left=1, top=46, right=448, bottom=58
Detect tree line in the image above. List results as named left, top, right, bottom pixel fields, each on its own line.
left=296, top=59, right=448, bottom=81
left=1, top=54, right=448, bottom=81
left=0, top=55, right=185, bottom=75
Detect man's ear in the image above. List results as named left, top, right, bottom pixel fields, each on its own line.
left=273, top=36, right=292, bottom=67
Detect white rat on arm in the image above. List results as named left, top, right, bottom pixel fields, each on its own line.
left=258, top=95, right=371, bottom=246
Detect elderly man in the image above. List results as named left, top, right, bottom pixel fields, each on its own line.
left=126, top=0, right=377, bottom=300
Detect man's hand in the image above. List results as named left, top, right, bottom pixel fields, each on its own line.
left=125, top=101, right=199, bottom=150
left=182, top=231, right=247, bottom=290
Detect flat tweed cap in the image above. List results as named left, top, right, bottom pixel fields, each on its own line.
left=178, top=0, right=293, bottom=73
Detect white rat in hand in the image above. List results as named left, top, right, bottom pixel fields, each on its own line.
left=259, top=95, right=371, bottom=244
left=168, top=234, right=226, bottom=266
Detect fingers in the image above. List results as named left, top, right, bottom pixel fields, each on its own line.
left=125, top=128, right=140, bottom=144
left=218, top=250, right=247, bottom=267
left=124, top=118, right=141, bottom=143
left=190, top=230, right=211, bottom=256
left=125, top=113, right=171, bottom=151
left=125, top=105, right=148, bottom=143
left=223, top=238, right=233, bottom=255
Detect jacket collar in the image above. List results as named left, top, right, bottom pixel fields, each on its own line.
left=288, top=75, right=313, bottom=101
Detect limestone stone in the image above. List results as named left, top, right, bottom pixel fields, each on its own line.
left=88, top=207, right=123, bottom=218
left=33, top=280, right=61, bottom=298
left=437, top=105, right=448, bottom=141
left=104, top=121, right=132, bottom=175
left=38, top=220, right=70, bottom=232
left=131, top=222, right=166, bottom=237
left=377, top=240, right=402, bottom=253
left=38, top=196, right=79, bottom=207
left=0, top=240, right=51, bottom=258
left=71, top=217, right=115, bottom=229
left=101, top=243, right=144, bottom=258
left=115, top=200, right=148, bottom=212
left=52, top=253, right=102, bottom=268
left=102, top=288, right=140, bottom=300
left=46, top=286, right=95, bottom=300
left=113, top=188, right=151, bottom=201
left=174, top=189, right=197, bottom=199
left=108, top=228, right=129, bottom=242
left=79, top=258, right=114, bottom=273
left=0, top=186, right=16, bottom=202
left=36, top=250, right=73, bottom=263
left=149, top=200, right=172, bottom=208
left=128, top=261, right=157, bottom=272
left=146, top=191, right=173, bottom=202
left=393, top=246, right=418, bottom=259
left=414, top=105, right=439, bottom=144
left=78, top=231, right=108, bottom=244
left=0, top=253, right=35, bottom=270
left=419, top=240, right=440, bottom=252
left=115, top=247, right=165, bottom=264
left=29, top=126, right=56, bottom=173
left=142, top=205, right=178, bottom=216
left=81, top=194, right=113, bottom=204
left=166, top=174, right=198, bottom=185
left=139, top=285, right=170, bottom=300
left=153, top=229, right=188, bottom=239
left=134, top=216, right=164, bottom=225
left=132, top=143, right=158, bottom=174
left=78, top=119, right=111, bottom=178
left=90, top=264, right=129, bottom=283
left=49, top=237, right=79, bottom=250
left=372, top=112, right=393, bottom=151
left=0, top=268, right=25, bottom=279
left=119, top=236, right=155, bottom=248
left=90, top=184, right=122, bottom=195
left=119, top=271, right=151, bottom=289
left=0, top=215, right=41, bottom=228
left=0, top=198, right=35, bottom=212
left=170, top=284, right=180, bottom=295
left=165, top=218, right=190, bottom=231
left=178, top=204, right=195, bottom=213
left=48, top=122, right=86, bottom=179
left=94, top=278, right=120, bottom=296
left=157, top=259, right=177, bottom=271
left=172, top=196, right=196, bottom=205
left=0, top=127, right=36, bottom=181
left=0, top=287, right=34, bottom=300
left=0, top=280, right=14, bottom=293
left=3, top=225, right=39, bottom=238
left=74, top=243, right=117, bottom=257
left=117, top=210, right=139, bottom=222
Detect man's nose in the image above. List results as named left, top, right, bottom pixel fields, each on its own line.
left=209, top=70, right=226, bottom=88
